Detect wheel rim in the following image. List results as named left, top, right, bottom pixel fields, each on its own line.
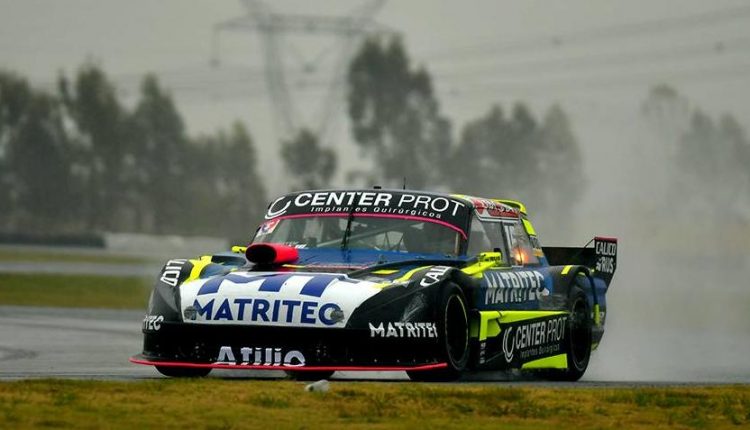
left=568, top=298, right=591, bottom=370
left=444, top=294, right=468, bottom=367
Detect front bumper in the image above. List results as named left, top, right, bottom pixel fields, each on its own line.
left=132, top=321, right=445, bottom=371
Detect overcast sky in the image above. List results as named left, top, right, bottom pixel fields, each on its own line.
left=2, top=0, right=749, bottom=196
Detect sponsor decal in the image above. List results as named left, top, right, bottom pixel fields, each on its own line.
left=264, top=191, right=468, bottom=228
left=595, top=240, right=617, bottom=256
left=265, top=196, right=292, bottom=219
left=192, top=297, right=342, bottom=326
left=368, top=322, right=438, bottom=338
left=257, top=219, right=280, bottom=236
left=216, top=345, right=305, bottom=367
left=142, top=315, right=164, bottom=331
left=483, top=270, right=550, bottom=304
left=472, top=198, right=519, bottom=220
left=502, top=316, right=567, bottom=362
left=419, top=266, right=451, bottom=287
left=191, top=273, right=347, bottom=326
left=160, top=259, right=187, bottom=287
left=595, top=239, right=617, bottom=275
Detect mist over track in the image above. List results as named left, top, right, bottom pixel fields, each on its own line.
left=2, top=305, right=748, bottom=384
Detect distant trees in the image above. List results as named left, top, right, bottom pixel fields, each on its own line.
left=348, top=37, right=452, bottom=189
left=346, top=36, right=586, bottom=220
left=2, top=35, right=597, bottom=241
left=189, top=122, right=267, bottom=241
left=0, top=63, right=267, bottom=240
left=678, top=111, right=750, bottom=218
left=1, top=71, right=73, bottom=231
left=281, top=128, right=337, bottom=190
left=59, top=63, right=130, bottom=231
left=450, top=103, right=585, bottom=219
left=642, top=85, right=750, bottom=220
left=130, top=75, right=190, bottom=234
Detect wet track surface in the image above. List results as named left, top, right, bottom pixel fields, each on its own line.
left=2, top=305, right=749, bottom=385
left=0, top=262, right=158, bottom=277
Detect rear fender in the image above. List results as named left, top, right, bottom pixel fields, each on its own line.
left=546, top=264, right=607, bottom=338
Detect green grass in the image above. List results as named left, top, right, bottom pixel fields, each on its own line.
left=0, top=248, right=157, bottom=264
left=0, top=380, right=748, bottom=429
left=0, top=273, right=151, bottom=309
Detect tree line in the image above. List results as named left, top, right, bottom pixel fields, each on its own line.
left=641, top=84, right=750, bottom=222
left=7, top=36, right=742, bottom=242
left=344, top=37, right=585, bottom=224
left=282, top=36, right=587, bottom=225
left=0, top=65, right=266, bottom=242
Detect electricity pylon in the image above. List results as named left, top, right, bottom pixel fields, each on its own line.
left=213, top=0, right=389, bottom=142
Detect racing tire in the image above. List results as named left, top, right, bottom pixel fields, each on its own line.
left=155, top=366, right=211, bottom=378
left=285, top=371, right=335, bottom=381
left=407, top=282, right=469, bottom=382
left=538, top=286, right=592, bottom=381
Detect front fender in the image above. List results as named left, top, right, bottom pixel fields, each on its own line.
left=145, top=258, right=232, bottom=330
left=345, top=265, right=477, bottom=330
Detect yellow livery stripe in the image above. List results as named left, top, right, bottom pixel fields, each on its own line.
left=521, top=354, right=568, bottom=369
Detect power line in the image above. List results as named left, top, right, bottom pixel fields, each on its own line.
left=438, top=62, right=750, bottom=98
left=421, top=2, right=750, bottom=62
left=119, top=36, right=749, bottom=100
left=431, top=36, right=750, bottom=81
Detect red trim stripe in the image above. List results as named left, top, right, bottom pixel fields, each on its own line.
left=594, top=236, right=618, bottom=242
left=129, top=356, right=448, bottom=372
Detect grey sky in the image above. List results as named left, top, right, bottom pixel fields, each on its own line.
left=1, top=0, right=749, bottom=196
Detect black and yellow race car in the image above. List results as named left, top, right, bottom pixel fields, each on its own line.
left=131, top=189, right=617, bottom=381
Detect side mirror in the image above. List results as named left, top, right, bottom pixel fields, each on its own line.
left=477, top=251, right=503, bottom=267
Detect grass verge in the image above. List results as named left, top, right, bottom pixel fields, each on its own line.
left=0, top=273, right=151, bottom=309
left=0, top=380, right=748, bottom=429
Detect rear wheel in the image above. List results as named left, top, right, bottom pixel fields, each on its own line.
left=155, top=366, right=211, bottom=378
left=538, top=286, right=592, bottom=381
left=285, top=371, right=335, bottom=381
left=407, top=283, right=469, bottom=382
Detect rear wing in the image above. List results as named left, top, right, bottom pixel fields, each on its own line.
left=542, top=236, right=618, bottom=285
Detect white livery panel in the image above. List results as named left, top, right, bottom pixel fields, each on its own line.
left=179, top=272, right=382, bottom=328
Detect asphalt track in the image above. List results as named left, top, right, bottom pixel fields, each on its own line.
left=2, top=305, right=749, bottom=385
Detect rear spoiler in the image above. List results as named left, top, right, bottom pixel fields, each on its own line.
left=542, top=236, right=618, bottom=284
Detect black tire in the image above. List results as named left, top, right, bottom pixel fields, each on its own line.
left=538, top=286, right=592, bottom=381
left=285, top=371, right=335, bottom=381
left=407, top=282, right=469, bottom=382
left=155, top=365, right=211, bottom=378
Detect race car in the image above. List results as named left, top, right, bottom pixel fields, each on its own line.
left=131, top=189, right=617, bottom=381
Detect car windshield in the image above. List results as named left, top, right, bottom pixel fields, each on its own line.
left=253, top=215, right=464, bottom=256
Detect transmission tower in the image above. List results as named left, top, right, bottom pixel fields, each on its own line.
left=212, top=0, right=389, bottom=142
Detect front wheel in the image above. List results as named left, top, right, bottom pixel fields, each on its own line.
left=407, top=283, right=469, bottom=382
left=155, top=365, right=211, bottom=378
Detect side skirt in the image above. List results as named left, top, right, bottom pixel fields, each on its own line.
left=469, top=310, right=569, bottom=370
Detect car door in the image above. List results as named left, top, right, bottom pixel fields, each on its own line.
left=479, top=218, right=553, bottom=310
